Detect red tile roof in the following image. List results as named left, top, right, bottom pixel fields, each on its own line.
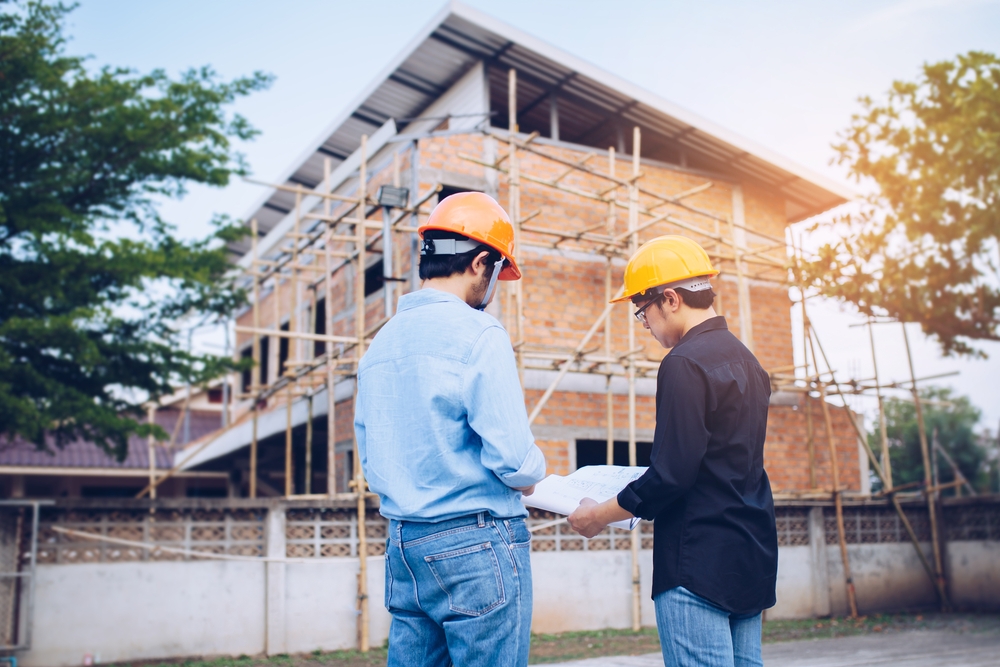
left=0, top=409, right=223, bottom=469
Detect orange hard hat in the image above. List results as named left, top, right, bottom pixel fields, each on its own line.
left=418, top=192, right=521, bottom=280
left=611, top=235, right=718, bottom=303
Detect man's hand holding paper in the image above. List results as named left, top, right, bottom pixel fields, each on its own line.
left=520, top=465, right=645, bottom=530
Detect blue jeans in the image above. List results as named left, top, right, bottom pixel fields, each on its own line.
left=654, top=586, right=762, bottom=667
left=384, top=512, right=533, bottom=667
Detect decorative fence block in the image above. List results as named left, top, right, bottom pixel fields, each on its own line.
left=32, top=508, right=266, bottom=564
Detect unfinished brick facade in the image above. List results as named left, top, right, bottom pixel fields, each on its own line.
left=232, top=130, right=863, bottom=496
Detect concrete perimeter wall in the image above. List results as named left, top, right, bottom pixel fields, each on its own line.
left=20, top=503, right=1000, bottom=667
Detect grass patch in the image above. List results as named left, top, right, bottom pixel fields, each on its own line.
left=108, top=612, right=1000, bottom=667
left=762, top=611, right=1000, bottom=643
left=529, top=627, right=660, bottom=663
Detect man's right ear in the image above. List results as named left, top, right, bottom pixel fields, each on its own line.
left=469, top=250, right=491, bottom=276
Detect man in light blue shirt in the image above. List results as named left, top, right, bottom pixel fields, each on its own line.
left=355, top=192, right=546, bottom=667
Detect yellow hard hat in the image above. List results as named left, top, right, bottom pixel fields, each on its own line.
left=611, top=235, right=719, bottom=303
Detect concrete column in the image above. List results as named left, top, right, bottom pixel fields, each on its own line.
left=265, top=505, right=286, bottom=655
left=808, top=507, right=831, bottom=616
left=549, top=94, right=559, bottom=141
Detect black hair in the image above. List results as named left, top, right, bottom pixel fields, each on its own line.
left=418, top=229, right=502, bottom=281
left=674, top=287, right=716, bottom=310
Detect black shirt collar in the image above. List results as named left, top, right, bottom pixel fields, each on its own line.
left=675, top=316, right=728, bottom=348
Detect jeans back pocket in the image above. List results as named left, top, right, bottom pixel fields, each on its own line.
left=424, top=542, right=505, bottom=616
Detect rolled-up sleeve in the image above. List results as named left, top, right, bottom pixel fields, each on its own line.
left=464, top=326, right=547, bottom=489
left=618, top=355, right=710, bottom=520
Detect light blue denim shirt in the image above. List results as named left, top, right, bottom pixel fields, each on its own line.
left=355, top=288, right=547, bottom=522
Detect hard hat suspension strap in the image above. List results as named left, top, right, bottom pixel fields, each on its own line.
left=477, top=257, right=506, bottom=311
left=420, top=238, right=481, bottom=256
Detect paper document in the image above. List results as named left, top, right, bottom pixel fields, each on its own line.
left=522, top=465, right=647, bottom=530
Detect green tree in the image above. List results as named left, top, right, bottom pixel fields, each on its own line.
left=0, top=1, right=272, bottom=457
left=871, top=386, right=986, bottom=494
left=804, top=51, right=1000, bottom=356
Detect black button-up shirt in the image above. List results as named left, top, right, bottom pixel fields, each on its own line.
left=617, top=316, right=777, bottom=615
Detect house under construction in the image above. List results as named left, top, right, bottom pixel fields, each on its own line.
left=172, top=3, right=865, bottom=499
left=7, top=7, right=999, bottom=666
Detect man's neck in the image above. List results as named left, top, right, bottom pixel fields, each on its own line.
left=422, top=277, right=476, bottom=307
left=680, top=306, right=718, bottom=339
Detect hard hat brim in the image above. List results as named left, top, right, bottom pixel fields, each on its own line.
left=609, top=271, right=719, bottom=303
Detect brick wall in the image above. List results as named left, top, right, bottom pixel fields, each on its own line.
left=242, top=131, right=860, bottom=493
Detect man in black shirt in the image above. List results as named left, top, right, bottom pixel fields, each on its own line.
left=568, top=235, right=777, bottom=667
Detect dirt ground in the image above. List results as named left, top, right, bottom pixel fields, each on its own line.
left=111, top=613, right=1000, bottom=667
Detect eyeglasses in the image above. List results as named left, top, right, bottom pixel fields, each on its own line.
left=633, top=295, right=663, bottom=325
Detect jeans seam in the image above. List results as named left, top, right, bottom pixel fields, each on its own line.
left=396, top=524, right=428, bottom=614
left=384, top=549, right=393, bottom=611
left=422, top=542, right=492, bottom=561
left=401, top=522, right=486, bottom=548
left=494, top=523, right=518, bottom=575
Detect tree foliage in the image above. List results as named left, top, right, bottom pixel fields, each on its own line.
left=804, top=52, right=1000, bottom=356
left=0, top=1, right=272, bottom=457
left=870, top=386, right=986, bottom=494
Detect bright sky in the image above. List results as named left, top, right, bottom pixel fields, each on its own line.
left=65, top=0, right=1000, bottom=429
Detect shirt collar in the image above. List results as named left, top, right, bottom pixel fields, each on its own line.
left=675, top=315, right=729, bottom=348
left=396, top=288, right=469, bottom=313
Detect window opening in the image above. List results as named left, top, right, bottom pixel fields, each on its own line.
left=575, top=439, right=653, bottom=469
left=364, top=260, right=384, bottom=297
left=240, top=347, right=252, bottom=393
left=278, top=321, right=290, bottom=378
left=437, top=185, right=478, bottom=201
left=314, top=297, right=326, bottom=357
left=259, top=336, right=270, bottom=386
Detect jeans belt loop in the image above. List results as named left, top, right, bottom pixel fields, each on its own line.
left=477, top=512, right=485, bottom=528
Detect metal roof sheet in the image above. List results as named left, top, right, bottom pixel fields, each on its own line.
left=233, top=1, right=853, bottom=260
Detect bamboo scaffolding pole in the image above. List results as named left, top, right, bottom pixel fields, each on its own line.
left=901, top=324, right=949, bottom=610
left=934, top=437, right=976, bottom=497
left=527, top=293, right=621, bottom=424
left=486, top=129, right=788, bottom=246
left=248, top=200, right=362, bottom=286
left=807, top=323, right=949, bottom=607
left=812, top=361, right=859, bottom=618
left=354, top=134, right=370, bottom=653
left=147, top=405, right=157, bottom=500
left=251, top=219, right=261, bottom=499
left=729, top=197, right=754, bottom=353
left=304, top=279, right=316, bottom=495
left=606, top=146, right=616, bottom=468
left=793, top=242, right=816, bottom=489
left=462, top=150, right=771, bottom=260
left=242, top=177, right=361, bottom=203
left=628, top=126, right=642, bottom=634
left=285, top=190, right=302, bottom=497
left=509, top=68, right=525, bottom=384
left=325, top=158, right=337, bottom=497
left=235, top=327, right=368, bottom=346
left=932, top=428, right=941, bottom=501
left=302, top=184, right=442, bottom=293
left=797, top=253, right=855, bottom=616
left=392, top=153, right=403, bottom=315
left=868, top=318, right=892, bottom=489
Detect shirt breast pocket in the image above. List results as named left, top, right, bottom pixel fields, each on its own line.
left=424, top=542, right=506, bottom=616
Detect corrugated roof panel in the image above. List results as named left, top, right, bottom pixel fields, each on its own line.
left=233, top=2, right=851, bottom=259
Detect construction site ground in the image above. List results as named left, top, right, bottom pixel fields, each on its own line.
left=105, top=612, right=1000, bottom=667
